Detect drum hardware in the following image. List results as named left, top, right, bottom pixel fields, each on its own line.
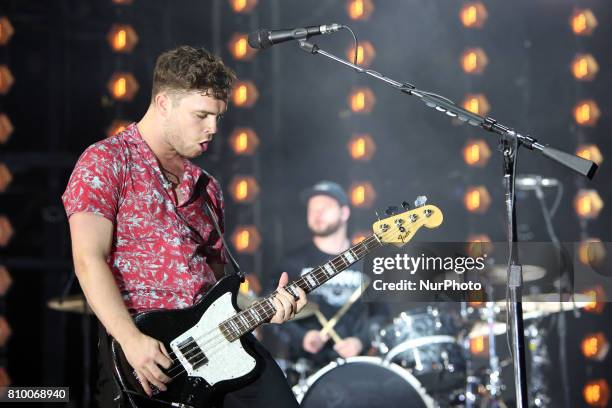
left=285, top=290, right=590, bottom=406
left=293, top=356, right=435, bottom=408
left=374, top=306, right=465, bottom=394
left=493, top=292, right=591, bottom=320
left=526, top=321, right=551, bottom=407
left=47, top=294, right=93, bottom=314
left=482, top=300, right=503, bottom=400
left=487, top=264, right=546, bottom=285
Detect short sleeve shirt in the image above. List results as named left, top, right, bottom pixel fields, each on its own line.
left=62, top=123, right=227, bottom=313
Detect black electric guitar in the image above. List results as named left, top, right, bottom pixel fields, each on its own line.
left=103, top=201, right=444, bottom=407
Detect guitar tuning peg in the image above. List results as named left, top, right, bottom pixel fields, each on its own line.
left=385, top=206, right=399, bottom=216
left=414, top=195, right=428, bottom=208
left=401, top=201, right=411, bottom=210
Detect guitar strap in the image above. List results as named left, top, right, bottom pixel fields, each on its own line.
left=204, top=200, right=242, bottom=278
left=177, top=170, right=242, bottom=278
left=191, top=170, right=241, bottom=278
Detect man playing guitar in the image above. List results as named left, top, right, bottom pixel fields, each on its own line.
left=62, top=45, right=307, bottom=407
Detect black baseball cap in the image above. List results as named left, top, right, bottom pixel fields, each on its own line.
left=300, top=181, right=349, bottom=207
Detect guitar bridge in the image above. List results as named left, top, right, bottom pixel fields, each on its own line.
left=132, top=369, right=163, bottom=396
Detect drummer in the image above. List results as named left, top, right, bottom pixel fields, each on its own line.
left=273, top=181, right=389, bottom=368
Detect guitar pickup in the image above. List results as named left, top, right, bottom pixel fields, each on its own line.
left=177, top=336, right=208, bottom=370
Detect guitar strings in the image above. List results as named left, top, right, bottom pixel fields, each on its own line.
left=163, top=239, right=376, bottom=379
left=162, top=234, right=381, bottom=382
left=159, top=232, right=387, bottom=382
left=163, top=231, right=394, bottom=381
left=162, top=233, right=380, bottom=367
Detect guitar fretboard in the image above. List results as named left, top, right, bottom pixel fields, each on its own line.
left=219, top=234, right=382, bottom=342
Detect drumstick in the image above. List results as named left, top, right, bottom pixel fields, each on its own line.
left=314, top=310, right=343, bottom=344
left=319, top=281, right=370, bottom=337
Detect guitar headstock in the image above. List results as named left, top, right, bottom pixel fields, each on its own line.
left=372, top=199, right=443, bottom=247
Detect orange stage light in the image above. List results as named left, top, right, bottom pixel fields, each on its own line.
left=348, top=88, right=376, bottom=113
left=463, top=94, right=490, bottom=116
left=0, top=215, right=13, bottom=247
left=576, top=144, right=603, bottom=166
left=0, top=114, right=13, bottom=144
left=583, top=286, right=606, bottom=314
left=574, top=189, right=603, bottom=219
left=463, top=139, right=491, bottom=167
left=349, top=182, right=376, bottom=208
left=584, top=379, right=610, bottom=407
left=108, top=24, right=139, bottom=53
left=229, top=176, right=260, bottom=203
left=107, top=120, right=131, bottom=138
left=470, top=335, right=487, bottom=355
left=229, top=128, right=259, bottom=155
left=572, top=54, right=599, bottom=81
left=0, top=316, right=10, bottom=347
left=0, top=265, right=11, bottom=296
left=351, top=231, right=370, bottom=245
left=107, top=72, right=139, bottom=101
left=0, top=17, right=14, bottom=46
left=232, top=81, right=259, bottom=108
left=0, top=163, right=12, bottom=193
left=571, top=8, right=597, bottom=36
left=232, top=226, right=261, bottom=254
left=581, top=333, right=610, bottom=362
left=347, top=0, right=374, bottom=21
left=229, top=0, right=258, bottom=14
left=228, top=33, right=256, bottom=61
left=573, top=100, right=600, bottom=127
left=348, top=134, right=376, bottom=161
left=460, top=2, right=488, bottom=29
left=346, top=41, right=376, bottom=67
left=464, top=186, right=491, bottom=213
left=0, top=65, right=14, bottom=95
left=461, top=48, right=488, bottom=74
left=578, top=238, right=606, bottom=268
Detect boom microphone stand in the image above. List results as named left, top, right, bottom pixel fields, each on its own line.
left=291, top=38, right=598, bottom=407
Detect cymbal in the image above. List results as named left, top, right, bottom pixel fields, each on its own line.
left=237, top=292, right=260, bottom=310
left=47, top=295, right=92, bottom=314
left=495, top=293, right=592, bottom=320
left=291, top=302, right=319, bottom=321
left=487, top=264, right=546, bottom=284
left=467, top=321, right=507, bottom=339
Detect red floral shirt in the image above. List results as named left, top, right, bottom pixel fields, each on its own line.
left=62, top=123, right=227, bottom=313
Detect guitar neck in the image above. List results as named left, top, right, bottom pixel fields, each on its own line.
left=220, top=234, right=383, bottom=341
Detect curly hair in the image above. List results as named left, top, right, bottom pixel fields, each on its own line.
left=151, top=45, right=236, bottom=102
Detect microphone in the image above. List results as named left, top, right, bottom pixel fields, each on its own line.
left=248, top=24, right=344, bottom=50
left=515, top=174, right=560, bottom=190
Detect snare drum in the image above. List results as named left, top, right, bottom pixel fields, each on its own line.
left=376, top=307, right=466, bottom=393
left=293, top=356, right=435, bottom=408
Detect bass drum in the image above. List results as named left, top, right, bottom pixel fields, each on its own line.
left=293, top=357, right=435, bottom=408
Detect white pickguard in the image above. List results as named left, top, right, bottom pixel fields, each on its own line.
left=170, top=293, right=256, bottom=385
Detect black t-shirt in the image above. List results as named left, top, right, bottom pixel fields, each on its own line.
left=274, top=241, right=389, bottom=366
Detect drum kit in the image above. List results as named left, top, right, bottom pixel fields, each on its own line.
left=278, top=291, right=591, bottom=407
left=47, top=281, right=591, bottom=408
